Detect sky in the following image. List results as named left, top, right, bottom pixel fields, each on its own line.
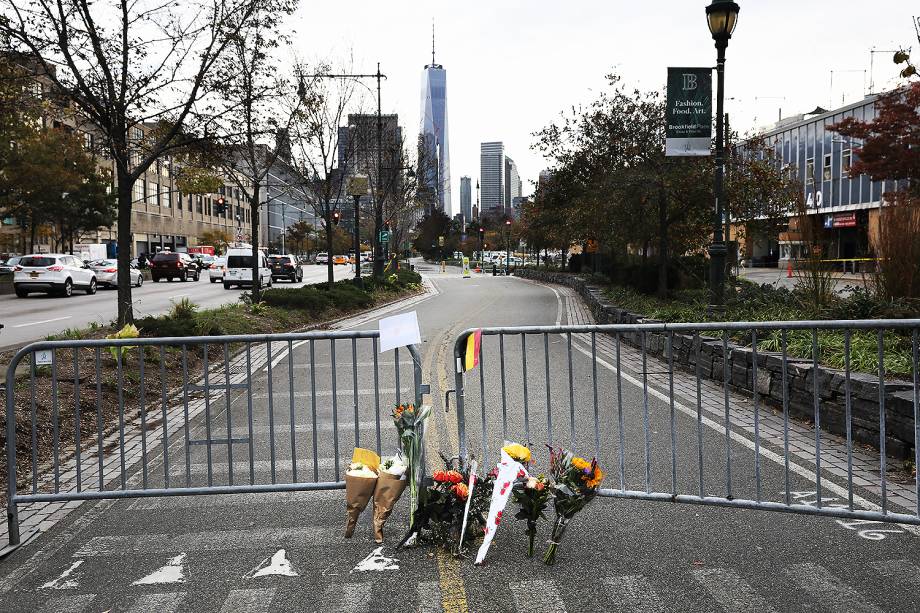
left=289, top=1, right=918, bottom=217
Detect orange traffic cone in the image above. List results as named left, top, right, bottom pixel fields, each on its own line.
left=786, top=262, right=793, bottom=278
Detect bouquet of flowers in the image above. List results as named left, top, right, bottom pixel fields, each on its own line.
left=543, top=446, right=604, bottom=565
left=392, top=403, right=431, bottom=526
left=512, top=474, right=551, bottom=558
left=344, top=448, right=380, bottom=538
left=474, top=442, right=531, bottom=564
left=373, top=456, right=408, bottom=543
left=399, top=455, right=493, bottom=554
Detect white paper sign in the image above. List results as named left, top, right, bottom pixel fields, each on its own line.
left=378, top=311, right=421, bottom=353
left=35, top=349, right=53, bottom=366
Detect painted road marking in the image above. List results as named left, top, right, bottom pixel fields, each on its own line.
left=132, top=553, right=187, bottom=585
left=510, top=580, right=567, bottom=613
left=219, top=588, right=276, bottom=613
left=39, top=593, right=94, bottom=613
left=785, top=563, right=882, bottom=613
left=13, top=315, right=72, bottom=328
left=245, top=549, right=298, bottom=578
left=416, top=581, right=444, bottom=613
left=125, top=591, right=187, bottom=613
left=39, top=560, right=83, bottom=590
left=690, top=568, right=777, bottom=613
left=600, top=575, right=664, bottom=613
left=74, top=527, right=324, bottom=557
left=334, top=582, right=373, bottom=613
left=352, top=546, right=399, bottom=572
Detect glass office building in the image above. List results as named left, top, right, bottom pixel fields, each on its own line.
left=420, top=59, right=451, bottom=216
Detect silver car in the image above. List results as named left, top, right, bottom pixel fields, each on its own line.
left=90, top=259, right=143, bottom=288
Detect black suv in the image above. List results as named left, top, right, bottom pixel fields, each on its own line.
left=150, top=252, right=201, bottom=282
left=269, top=255, right=303, bottom=283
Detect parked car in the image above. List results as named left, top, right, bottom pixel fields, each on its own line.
left=90, top=259, right=143, bottom=288
left=361, top=251, right=372, bottom=263
left=14, top=254, right=97, bottom=297
left=209, top=257, right=227, bottom=283
left=224, top=248, right=272, bottom=289
left=0, top=256, right=21, bottom=274
left=316, top=252, right=329, bottom=265
left=333, top=254, right=348, bottom=265
left=150, top=252, right=201, bottom=282
left=268, top=255, right=303, bottom=283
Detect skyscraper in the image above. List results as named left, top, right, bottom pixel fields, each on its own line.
left=504, top=156, right=521, bottom=215
left=419, top=30, right=451, bottom=215
left=459, top=176, right=472, bottom=222
left=480, top=141, right=504, bottom=214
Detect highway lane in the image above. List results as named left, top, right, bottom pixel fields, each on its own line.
left=0, top=263, right=355, bottom=349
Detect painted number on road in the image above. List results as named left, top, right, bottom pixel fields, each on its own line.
left=34, top=349, right=53, bottom=366
left=789, top=491, right=904, bottom=541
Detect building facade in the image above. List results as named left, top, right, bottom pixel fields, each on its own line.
left=420, top=54, right=451, bottom=215
left=741, top=90, right=904, bottom=267
left=480, top=142, right=505, bottom=214
left=459, top=176, right=472, bottom=222
left=504, top=156, right=521, bottom=215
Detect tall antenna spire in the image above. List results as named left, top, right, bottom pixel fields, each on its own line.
left=431, top=18, right=436, bottom=65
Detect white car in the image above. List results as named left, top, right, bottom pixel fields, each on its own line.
left=209, top=257, right=227, bottom=283
left=316, top=252, right=329, bottom=265
left=89, top=259, right=143, bottom=288
left=224, top=248, right=272, bottom=289
left=14, top=254, right=97, bottom=297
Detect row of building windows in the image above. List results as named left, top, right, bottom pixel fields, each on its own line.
left=130, top=179, right=251, bottom=223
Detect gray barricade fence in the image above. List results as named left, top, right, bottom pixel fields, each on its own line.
left=452, top=320, right=920, bottom=527
left=4, top=331, right=424, bottom=551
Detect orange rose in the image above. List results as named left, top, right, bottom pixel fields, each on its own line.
left=446, top=470, right=464, bottom=484
left=433, top=470, right=449, bottom=482
left=452, top=483, right=469, bottom=499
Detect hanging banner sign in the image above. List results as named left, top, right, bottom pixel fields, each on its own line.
left=665, top=67, right=712, bottom=157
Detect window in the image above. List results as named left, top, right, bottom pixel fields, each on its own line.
left=822, top=154, right=832, bottom=182
left=806, top=158, right=815, bottom=184
left=196, top=195, right=203, bottom=214
left=132, top=180, right=144, bottom=204
left=206, top=199, right=212, bottom=216
left=83, top=132, right=93, bottom=151
left=842, top=149, right=852, bottom=176
left=146, top=180, right=155, bottom=205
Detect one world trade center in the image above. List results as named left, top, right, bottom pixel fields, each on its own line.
left=419, top=35, right=451, bottom=216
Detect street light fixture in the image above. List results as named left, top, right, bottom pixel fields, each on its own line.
left=705, top=0, right=740, bottom=313
left=504, top=219, right=512, bottom=276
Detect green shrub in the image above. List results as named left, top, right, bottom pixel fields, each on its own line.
left=261, top=286, right=333, bottom=312
left=169, top=297, right=198, bottom=319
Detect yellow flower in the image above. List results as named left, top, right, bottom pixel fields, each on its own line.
left=585, top=466, right=604, bottom=489
left=571, top=457, right=590, bottom=471
left=502, top=443, right=531, bottom=464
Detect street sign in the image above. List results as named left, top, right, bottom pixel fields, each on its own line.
left=462, top=256, right=471, bottom=278
left=438, top=235, right=445, bottom=247
left=379, top=230, right=390, bottom=243
left=665, top=67, right=712, bottom=157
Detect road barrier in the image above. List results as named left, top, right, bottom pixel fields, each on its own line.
left=452, top=320, right=920, bottom=527
left=4, top=331, right=424, bottom=552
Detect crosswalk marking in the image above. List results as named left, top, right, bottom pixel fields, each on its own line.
left=691, top=568, right=777, bottom=613
left=510, top=580, right=567, bottom=613
left=219, top=588, right=276, bottom=613
left=786, top=563, right=882, bottom=613
left=416, top=581, right=444, bottom=613
left=870, top=558, right=920, bottom=583
left=601, top=575, right=664, bottom=612
left=132, top=553, right=187, bottom=585
left=125, top=591, right=186, bottom=613
left=39, top=593, right=95, bottom=613
left=74, top=526, right=325, bottom=557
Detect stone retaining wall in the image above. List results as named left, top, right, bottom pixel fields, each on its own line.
left=516, top=268, right=917, bottom=459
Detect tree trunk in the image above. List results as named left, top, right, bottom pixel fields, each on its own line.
left=657, top=190, right=669, bottom=299
left=325, top=206, right=334, bottom=286
left=251, top=182, right=262, bottom=303
left=116, top=174, right=134, bottom=326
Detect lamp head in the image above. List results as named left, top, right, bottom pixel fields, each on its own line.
left=706, top=0, right=740, bottom=41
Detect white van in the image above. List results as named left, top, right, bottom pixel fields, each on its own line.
left=224, top=247, right=272, bottom=290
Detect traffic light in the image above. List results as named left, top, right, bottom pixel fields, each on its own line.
left=216, top=197, right=226, bottom=215
left=332, top=210, right=340, bottom=225
left=479, top=226, right=484, bottom=234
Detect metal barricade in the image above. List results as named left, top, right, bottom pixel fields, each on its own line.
left=4, top=331, right=424, bottom=550
left=452, top=320, right=920, bottom=527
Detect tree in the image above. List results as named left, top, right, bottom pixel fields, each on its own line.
left=1, top=0, right=267, bottom=324
left=208, top=0, right=298, bottom=302
left=200, top=229, right=233, bottom=254
left=285, top=220, right=313, bottom=255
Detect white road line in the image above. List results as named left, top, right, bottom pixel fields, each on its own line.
left=416, top=581, right=444, bottom=613
left=125, top=591, right=187, bottom=613
left=219, top=588, right=276, bottom=613
left=785, top=563, right=882, bottom=613
left=600, top=575, right=664, bottom=613
left=132, top=553, right=187, bottom=585
left=74, top=526, right=324, bottom=557
left=39, top=560, right=83, bottom=590
left=690, top=568, right=777, bottom=613
left=12, top=315, right=72, bottom=328
left=331, top=582, right=373, bottom=613
left=39, top=593, right=95, bottom=613
left=510, top=580, right=567, bottom=613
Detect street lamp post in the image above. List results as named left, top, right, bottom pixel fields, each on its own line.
left=504, top=219, right=512, bottom=276
left=705, top=0, right=740, bottom=312
left=478, top=225, right=484, bottom=273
